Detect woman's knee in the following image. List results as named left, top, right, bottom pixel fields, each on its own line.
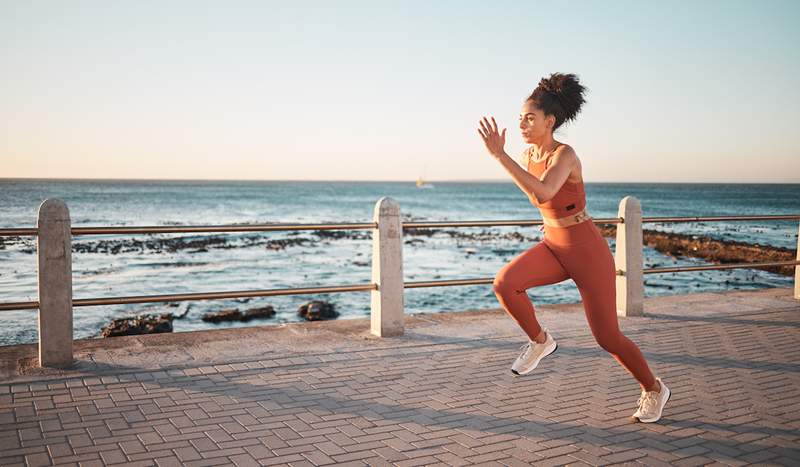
left=493, top=270, right=522, bottom=295
left=595, top=332, right=625, bottom=353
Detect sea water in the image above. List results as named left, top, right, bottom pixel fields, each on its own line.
left=1, top=180, right=797, bottom=346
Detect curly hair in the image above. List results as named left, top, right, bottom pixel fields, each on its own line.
left=528, top=73, right=587, bottom=130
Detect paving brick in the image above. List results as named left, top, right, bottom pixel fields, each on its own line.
left=23, top=452, right=52, bottom=467
left=300, top=449, right=337, bottom=466
left=1, top=290, right=799, bottom=466
left=99, top=449, right=127, bottom=464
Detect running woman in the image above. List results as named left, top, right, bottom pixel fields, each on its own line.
left=477, top=73, right=671, bottom=423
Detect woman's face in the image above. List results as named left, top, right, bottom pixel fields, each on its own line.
left=519, top=100, right=553, bottom=144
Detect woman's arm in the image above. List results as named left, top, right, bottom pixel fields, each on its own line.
left=478, top=116, right=576, bottom=204
left=495, top=148, right=576, bottom=204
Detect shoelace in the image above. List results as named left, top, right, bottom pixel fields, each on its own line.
left=518, top=342, right=534, bottom=358
left=636, top=390, right=659, bottom=413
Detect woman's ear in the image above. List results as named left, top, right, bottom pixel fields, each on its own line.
left=546, top=114, right=556, bottom=130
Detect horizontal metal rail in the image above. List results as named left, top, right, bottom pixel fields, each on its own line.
left=4, top=259, right=798, bottom=312
left=641, top=214, right=800, bottom=223
left=403, top=218, right=622, bottom=228
left=0, top=223, right=378, bottom=237
left=405, top=278, right=493, bottom=288
left=2, top=214, right=798, bottom=237
left=0, top=283, right=378, bottom=311
left=640, top=259, right=800, bottom=275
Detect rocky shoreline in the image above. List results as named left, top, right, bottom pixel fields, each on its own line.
left=594, top=225, right=796, bottom=276
left=3, top=224, right=796, bottom=276
left=4, top=222, right=796, bottom=337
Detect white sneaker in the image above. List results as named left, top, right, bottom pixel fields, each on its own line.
left=631, top=377, right=671, bottom=423
left=511, top=328, right=557, bottom=376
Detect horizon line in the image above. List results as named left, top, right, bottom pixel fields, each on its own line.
left=1, top=177, right=799, bottom=185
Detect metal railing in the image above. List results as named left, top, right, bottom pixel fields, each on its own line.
left=1, top=196, right=798, bottom=367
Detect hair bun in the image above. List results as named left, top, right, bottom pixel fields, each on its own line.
left=538, top=77, right=556, bottom=93
left=528, top=73, right=587, bottom=130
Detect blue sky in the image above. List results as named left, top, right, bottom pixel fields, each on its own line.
left=1, top=0, right=799, bottom=182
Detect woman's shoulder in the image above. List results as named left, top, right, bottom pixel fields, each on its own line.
left=545, top=143, right=578, bottom=168
left=551, top=143, right=583, bottom=185
left=554, top=143, right=577, bottom=158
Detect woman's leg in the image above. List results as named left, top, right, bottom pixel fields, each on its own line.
left=493, top=241, right=570, bottom=342
left=553, top=229, right=657, bottom=390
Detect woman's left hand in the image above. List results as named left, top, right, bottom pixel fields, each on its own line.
left=477, top=116, right=507, bottom=159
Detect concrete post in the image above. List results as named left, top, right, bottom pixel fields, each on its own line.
left=795, top=221, right=799, bottom=300
left=370, top=197, right=404, bottom=336
left=615, top=196, right=644, bottom=317
left=37, top=199, right=74, bottom=368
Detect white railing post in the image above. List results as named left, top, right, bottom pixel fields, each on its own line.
left=615, top=196, right=644, bottom=317
left=795, top=221, right=799, bottom=300
left=37, top=198, right=74, bottom=367
left=370, top=197, right=404, bottom=336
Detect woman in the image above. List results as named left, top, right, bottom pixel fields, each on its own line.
left=477, top=73, right=671, bottom=423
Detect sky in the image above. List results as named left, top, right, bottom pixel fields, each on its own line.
left=1, top=0, right=799, bottom=183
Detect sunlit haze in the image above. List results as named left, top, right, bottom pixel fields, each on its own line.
left=2, top=0, right=799, bottom=182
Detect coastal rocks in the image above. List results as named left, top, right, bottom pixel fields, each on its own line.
left=264, top=238, right=310, bottom=251
left=313, top=229, right=370, bottom=240
left=73, top=235, right=229, bottom=255
left=101, top=313, right=174, bottom=337
left=596, top=225, right=796, bottom=276
left=67, top=234, right=314, bottom=255
left=1, top=236, right=34, bottom=252
left=100, top=303, right=191, bottom=337
left=201, top=306, right=276, bottom=323
left=403, top=227, right=437, bottom=237
left=403, top=227, right=533, bottom=243
left=298, top=300, right=339, bottom=321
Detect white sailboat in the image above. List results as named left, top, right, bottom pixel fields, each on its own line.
left=416, top=165, right=434, bottom=188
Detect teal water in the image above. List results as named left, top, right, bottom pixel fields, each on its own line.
left=1, top=180, right=798, bottom=346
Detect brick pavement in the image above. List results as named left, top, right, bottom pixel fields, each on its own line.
left=1, top=287, right=799, bottom=466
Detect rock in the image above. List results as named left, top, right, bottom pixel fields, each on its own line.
left=101, top=313, right=174, bottom=337
left=403, top=227, right=437, bottom=237
left=265, top=238, right=310, bottom=251
left=201, top=306, right=276, bottom=323
left=313, top=230, right=354, bottom=239
left=297, top=300, right=339, bottom=321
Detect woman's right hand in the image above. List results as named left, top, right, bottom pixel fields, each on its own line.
left=477, top=116, right=507, bottom=159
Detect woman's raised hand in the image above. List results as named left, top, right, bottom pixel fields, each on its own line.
left=477, top=116, right=507, bottom=159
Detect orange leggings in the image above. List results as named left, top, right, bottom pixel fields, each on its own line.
left=492, top=220, right=656, bottom=389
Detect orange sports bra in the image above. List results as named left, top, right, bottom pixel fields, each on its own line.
left=525, top=146, right=587, bottom=219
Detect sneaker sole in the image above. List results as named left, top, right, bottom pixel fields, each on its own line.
left=511, top=342, right=558, bottom=376
left=634, top=386, right=671, bottom=423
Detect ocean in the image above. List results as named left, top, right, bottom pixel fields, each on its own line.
left=1, top=180, right=798, bottom=346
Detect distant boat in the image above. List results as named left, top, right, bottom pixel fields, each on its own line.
left=417, top=164, right=433, bottom=188
left=416, top=176, right=434, bottom=188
